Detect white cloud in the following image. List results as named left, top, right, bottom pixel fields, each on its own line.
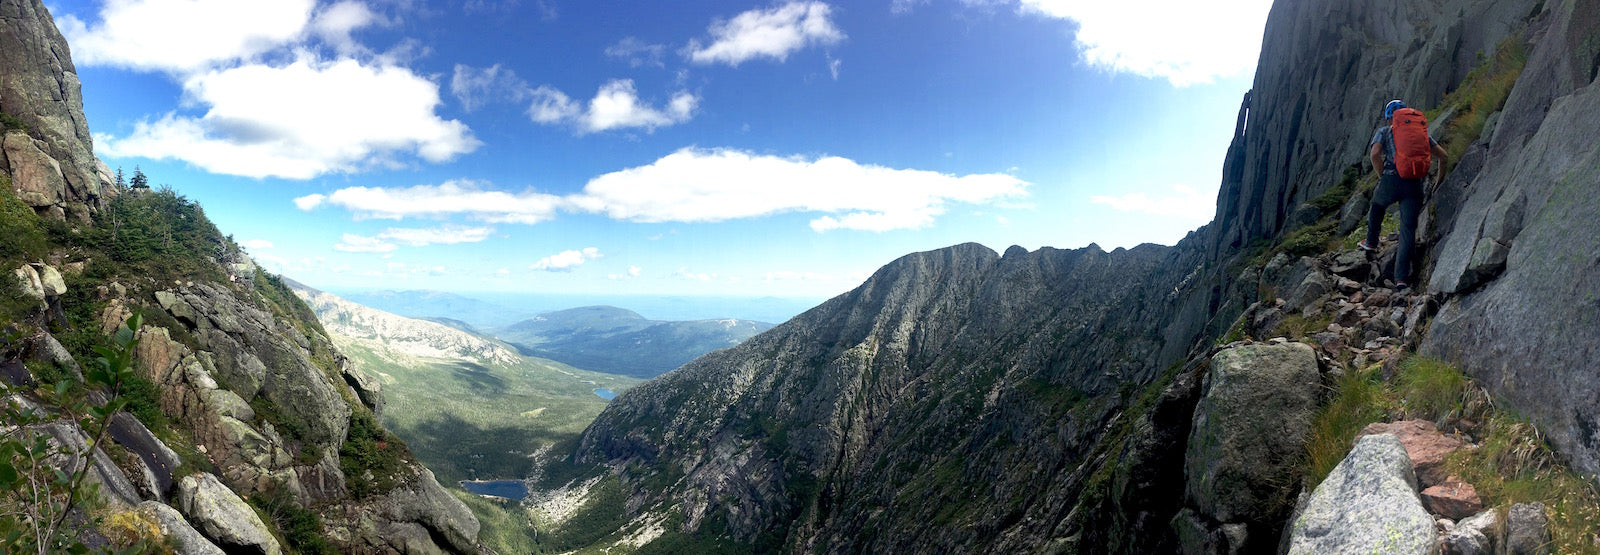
left=99, top=56, right=480, bottom=179
left=299, top=180, right=562, bottom=224
left=333, top=233, right=397, bottom=253
left=1089, top=184, right=1215, bottom=221
left=495, top=268, right=511, bottom=276
left=606, top=37, right=667, bottom=68
left=566, top=147, right=1027, bottom=232
left=451, top=64, right=529, bottom=111
left=374, top=225, right=496, bottom=246
left=531, top=248, right=602, bottom=272
left=687, top=1, right=845, bottom=66
left=529, top=80, right=697, bottom=134
left=294, top=193, right=326, bottom=210
left=58, top=0, right=316, bottom=73
left=673, top=267, right=716, bottom=281
left=242, top=239, right=275, bottom=250
left=311, top=1, right=387, bottom=55
left=1016, top=0, right=1271, bottom=86
left=608, top=265, right=643, bottom=280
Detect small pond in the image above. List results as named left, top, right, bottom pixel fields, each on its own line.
left=593, top=388, right=617, bottom=400
left=459, top=480, right=528, bottom=501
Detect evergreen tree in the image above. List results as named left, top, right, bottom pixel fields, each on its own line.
left=114, top=166, right=126, bottom=188
left=130, top=166, right=149, bottom=189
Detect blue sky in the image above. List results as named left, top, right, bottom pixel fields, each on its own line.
left=53, top=0, right=1272, bottom=299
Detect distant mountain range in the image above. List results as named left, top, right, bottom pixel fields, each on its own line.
left=290, top=281, right=521, bottom=368
left=339, top=289, right=535, bottom=329
left=496, top=306, right=775, bottom=378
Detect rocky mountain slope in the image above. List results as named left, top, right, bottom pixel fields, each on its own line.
left=0, top=0, right=482, bottom=551
left=291, top=280, right=521, bottom=368
left=497, top=306, right=774, bottom=378
left=565, top=0, right=1600, bottom=551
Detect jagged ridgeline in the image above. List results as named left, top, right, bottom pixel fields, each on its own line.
left=563, top=0, right=1600, bottom=552
left=0, top=0, right=481, bottom=551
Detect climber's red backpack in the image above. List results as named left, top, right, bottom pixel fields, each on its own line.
left=1390, top=107, right=1431, bottom=179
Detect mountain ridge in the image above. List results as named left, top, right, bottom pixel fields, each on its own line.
left=496, top=305, right=774, bottom=378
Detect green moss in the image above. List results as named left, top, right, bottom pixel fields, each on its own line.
left=1431, top=36, right=1529, bottom=171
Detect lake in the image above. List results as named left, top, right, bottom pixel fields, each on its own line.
left=593, top=388, right=616, bottom=400
left=459, top=480, right=528, bottom=500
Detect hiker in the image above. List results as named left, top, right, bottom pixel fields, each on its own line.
left=1360, top=99, right=1448, bottom=289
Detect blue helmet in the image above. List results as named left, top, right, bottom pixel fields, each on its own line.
left=1384, top=99, right=1406, bottom=119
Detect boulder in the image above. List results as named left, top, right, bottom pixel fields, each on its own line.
left=40, top=422, right=141, bottom=510
left=107, top=412, right=181, bottom=499
left=1503, top=502, right=1551, bottom=555
left=136, top=501, right=225, bottom=555
left=34, top=264, right=64, bottom=296
left=1329, top=251, right=1372, bottom=282
left=1337, top=192, right=1370, bottom=237
left=175, top=473, right=281, bottom=555
left=1440, top=509, right=1498, bottom=555
left=1420, top=478, right=1483, bottom=520
left=1286, top=272, right=1331, bottom=314
left=13, top=264, right=44, bottom=299
left=1359, top=420, right=1467, bottom=488
left=1287, top=434, right=1435, bottom=554
left=1184, top=342, right=1321, bottom=535
left=361, top=468, right=481, bottom=554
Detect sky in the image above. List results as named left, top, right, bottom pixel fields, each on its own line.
left=52, top=0, right=1273, bottom=300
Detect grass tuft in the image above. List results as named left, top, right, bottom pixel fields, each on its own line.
left=1304, top=368, right=1390, bottom=489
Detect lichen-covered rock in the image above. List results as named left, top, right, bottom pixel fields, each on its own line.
left=107, top=412, right=181, bottom=499
left=175, top=473, right=281, bottom=555
left=1359, top=420, right=1467, bottom=487
left=1287, top=434, right=1435, bottom=554
left=136, top=501, right=225, bottom=555
left=13, top=264, right=44, bottom=299
left=1184, top=342, right=1321, bottom=531
left=1440, top=509, right=1498, bottom=555
left=41, top=422, right=141, bottom=509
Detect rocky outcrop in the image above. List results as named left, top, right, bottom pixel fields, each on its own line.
left=1421, top=0, right=1600, bottom=476
left=1180, top=342, right=1323, bottom=550
left=0, top=0, right=112, bottom=219
left=1360, top=420, right=1469, bottom=487
left=1287, top=434, right=1436, bottom=554
left=336, top=468, right=481, bottom=554
left=175, top=473, right=281, bottom=555
left=137, top=500, right=226, bottom=555
left=1502, top=502, right=1552, bottom=555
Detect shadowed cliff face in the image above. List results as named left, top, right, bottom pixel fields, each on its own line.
left=574, top=0, right=1600, bottom=551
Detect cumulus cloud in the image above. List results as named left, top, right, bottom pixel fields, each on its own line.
left=99, top=57, right=478, bottom=179
left=58, top=0, right=316, bottom=73
left=687, top=1, right=845, bottom=66
left=451, top=64, right=529, bottom=111
left=331, top=225, right=494, bottom=254
left=673, top=267, right=717, bottom=281
left=566, top=147, right=1028, bottom=232
left=1016, top=0, right=1272, bottom=86
left=1089, top=184, right=1215, bottom=221
left=311, top=1, right=387, bottom=55
left=333, top=233, right=397, bottom=253
left=607, top=265, right=643, bottom=280
left=531, top=248, right=602, bottom=272
left=606, top=37, right=667, bottom=68
left=294, top=180, right=561, bottom=224
left=528, top=80, right=697, bottom=134
left=241, top=239, right=275, bottom=250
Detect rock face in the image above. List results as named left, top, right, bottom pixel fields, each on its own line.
left=1181, top=342, right=1323, bottom=549
left=1287, top=434, right=1436, bottom=554
left=1421, top=0, right=1600, bottom=476
left=175, top=473, right=282, bottom=555
left=137, top=500, right=226, bottom=555
left=0, top=0, right=112, bottom=219
left=578, top=242, right=1218, bottom=552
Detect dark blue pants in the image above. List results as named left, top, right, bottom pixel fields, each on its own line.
left=1367, top=173, right=1423, bottom=284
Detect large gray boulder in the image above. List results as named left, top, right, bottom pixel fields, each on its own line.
left=1421, top=1, right=1600, bottom=476
left=1287, top=433, right=1435, bottom=554
left=1184, top=342, right=1322, bottom=537
left=136, top=501, right=225, bottom=555
left=175, top=473, right=281, bottom=555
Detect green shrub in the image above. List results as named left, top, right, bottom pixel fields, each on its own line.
left=251, top=492, right=337, bottom=555
left=339, top=406, right=411, bottom=499
left=0, top=182, right=48, bottom=262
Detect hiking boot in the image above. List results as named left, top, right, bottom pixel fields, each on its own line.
left=1395, top=281, right=1410, bottom=291
left=1357, top=239, right=1378, bottom=252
